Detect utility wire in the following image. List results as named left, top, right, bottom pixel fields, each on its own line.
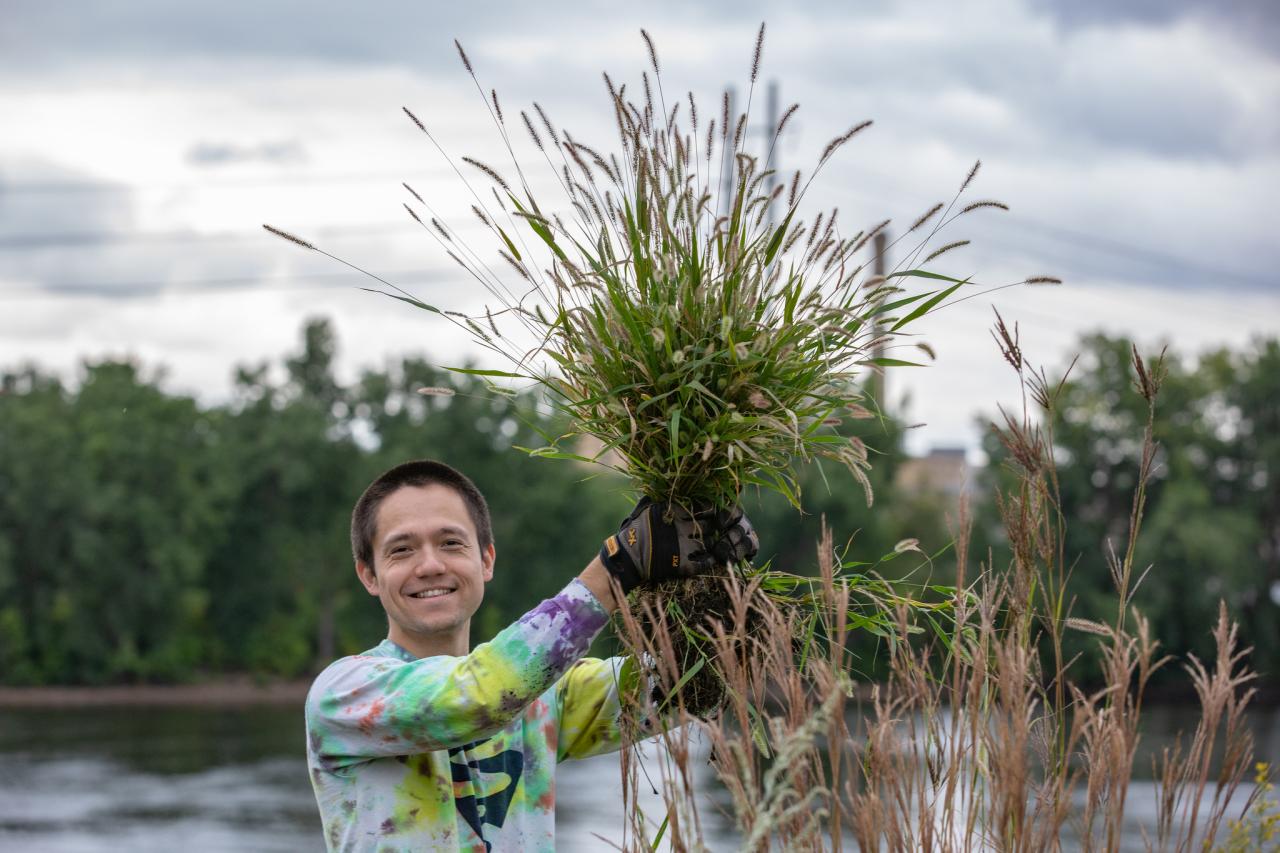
left=0, top=221, right=419, bottom=249
left=0, top=267, right=453, bottom=300
left=0, top=200, right=1270, bottom=292
left=0, top=168, right=457, bottom=194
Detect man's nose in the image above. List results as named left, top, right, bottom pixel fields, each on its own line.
left=413, top=547, right=447, bottom=574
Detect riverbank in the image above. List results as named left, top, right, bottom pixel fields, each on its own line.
left=0, top=677, right=311, bottom=708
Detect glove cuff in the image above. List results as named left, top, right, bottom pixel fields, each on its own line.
left=600, top=534, right=642, bottom=595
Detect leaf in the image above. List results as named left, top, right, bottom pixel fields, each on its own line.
left=495, top=226, right=522, bottom=262
left=524, top=447, right=598, bottom=464
left=650, top=814, right=670, bottom=852
left=763, top=208, right=796, bottom=266
left=890, top=281, right=965, bottom=332
left=360, top=288, right=443, bottom=315
left=668, top=407, right=681, bottom=460
left=858, top=357, right=927, bottom=368
left=885, top=268, right=970, bottom=284
left=442, top=366, right=527, bottom=378
left=866, top=290, right=931, bottom=319
left=508, top=193, right=567, bottom=262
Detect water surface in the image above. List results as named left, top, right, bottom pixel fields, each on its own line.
left=0, top=703, right=1273, bottom=851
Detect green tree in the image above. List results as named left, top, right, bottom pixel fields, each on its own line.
left=203, top=318, right=361, bottom=677
left=978, top=334, right=1280, bottom=683
left=0, top=361, right=228, bottom=682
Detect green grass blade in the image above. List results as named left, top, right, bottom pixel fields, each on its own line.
left=886, top=268, right=969, bottom=284
left=650, top=813, right=670, bottom=851
left=442, top=366, right=527, bottom=378
left=890, top=281, right=965, bottom=332
left=360, top=288, right=443, bottom=315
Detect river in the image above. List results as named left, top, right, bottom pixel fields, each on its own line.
left=0, top=703, right=1274, bottom=851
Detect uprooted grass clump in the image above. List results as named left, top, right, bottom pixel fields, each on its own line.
left=265, top=24, right=1049, bottom=718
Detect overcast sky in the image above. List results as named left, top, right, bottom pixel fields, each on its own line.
left=2, top=0, right=1277, bottom=457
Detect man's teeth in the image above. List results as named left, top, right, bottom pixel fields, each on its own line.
left=410, top=589, right=453, bottom=599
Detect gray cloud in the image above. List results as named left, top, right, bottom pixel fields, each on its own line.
left=0, top=0, right=731, bottom=73
left=187, top=139, right=307, bottom=166
left=1030, top=0, right=1280, bottom=57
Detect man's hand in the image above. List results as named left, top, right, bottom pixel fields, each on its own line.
left=706, top=504, right=759, bottom=567
left=599, top=498, right=759, bottom=595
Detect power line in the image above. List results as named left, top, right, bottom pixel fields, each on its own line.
left=0, top=168, right=458, bottom=195
left=1, top=199, right=1271, bottom=293
left=0, top=221, right=420, bottom=250
left=0, top=268, right=453, bottom=300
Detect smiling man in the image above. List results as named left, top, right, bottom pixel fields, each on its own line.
left=304, top=459, right=756, bottom=852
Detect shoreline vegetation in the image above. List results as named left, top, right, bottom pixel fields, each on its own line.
left=0, top=677, right=310, bottom=708
left=2, top=678, right=1274, bottom=710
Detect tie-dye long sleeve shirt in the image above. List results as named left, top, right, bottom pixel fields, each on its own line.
left=305, top=579, right=633, bottom=852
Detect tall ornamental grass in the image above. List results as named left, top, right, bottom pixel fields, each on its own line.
left=606, top=331, right=1262, bottom=851
left=266, top=25, right=1041, bottom=715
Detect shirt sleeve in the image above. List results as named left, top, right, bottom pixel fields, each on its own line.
left=554, top=655, right=640, bottom=762
left=306, top=579, right=610, bottom=770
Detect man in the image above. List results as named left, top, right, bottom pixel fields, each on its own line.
left=305, top=459, right=757, bottom=851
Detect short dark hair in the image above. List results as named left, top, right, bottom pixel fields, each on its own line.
left=351, top=459, right=493, bottom=569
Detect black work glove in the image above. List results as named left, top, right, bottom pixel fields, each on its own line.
left=599, top=498, right=759, bottom=594
left=706, top=504, right=759, bottom=567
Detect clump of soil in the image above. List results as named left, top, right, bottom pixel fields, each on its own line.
left=628, top=569, right=779, bottom=719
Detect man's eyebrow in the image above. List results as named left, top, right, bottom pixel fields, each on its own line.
left=381, top=532, right=417, bottom=550
left=381, top=527, right=471, bottom=549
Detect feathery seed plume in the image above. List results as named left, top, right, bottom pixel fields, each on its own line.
left=909, top=202, right=944, bottom=233
left=750, top=22, right=766, bottom=82
left=924, top=239, right=970, bottom=263
left=521, top=111, right=544, bottom=151
left=454, top=39, right=474, bottom=74
left=402, top=182, right=425, bottom=204
left=533, top=102, right=561, bottom=147
left=641, top=29, right=660, bottom=73
left=462, top=157, right=511, bottom=191
left=776, top=103, right=799, bottom=137
left=960, top=200, right=1009, bottom=214
left=262, top=224, right=314, bottom=250
left=402, top=106, right=427, bottom=132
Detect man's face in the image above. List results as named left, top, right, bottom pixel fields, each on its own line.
left=356, top=483, right=495, bottom=656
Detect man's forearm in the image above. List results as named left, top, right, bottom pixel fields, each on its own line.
left=577, top=555, right=620, bottom=613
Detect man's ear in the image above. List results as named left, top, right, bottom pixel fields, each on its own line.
left=355, top=560, right=380, bottom=596
left=481, top=543, right=496, bottom=582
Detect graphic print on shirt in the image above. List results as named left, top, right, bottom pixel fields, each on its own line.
left=449, top=736, right=525, bottom=850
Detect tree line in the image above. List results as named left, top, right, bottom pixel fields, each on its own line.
left=0, top=319, right=1274, bottom=687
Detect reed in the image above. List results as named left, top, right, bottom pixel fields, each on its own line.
left=606, top=331, right=1260, bottom=851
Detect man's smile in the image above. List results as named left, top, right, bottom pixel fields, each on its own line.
left=408, top=587, right=456, bottom=600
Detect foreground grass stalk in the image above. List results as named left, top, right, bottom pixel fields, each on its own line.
left=604, top=328, right=1260, bottom=851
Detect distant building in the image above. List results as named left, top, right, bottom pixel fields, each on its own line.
left=895, top=446, right=971, bottom=501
